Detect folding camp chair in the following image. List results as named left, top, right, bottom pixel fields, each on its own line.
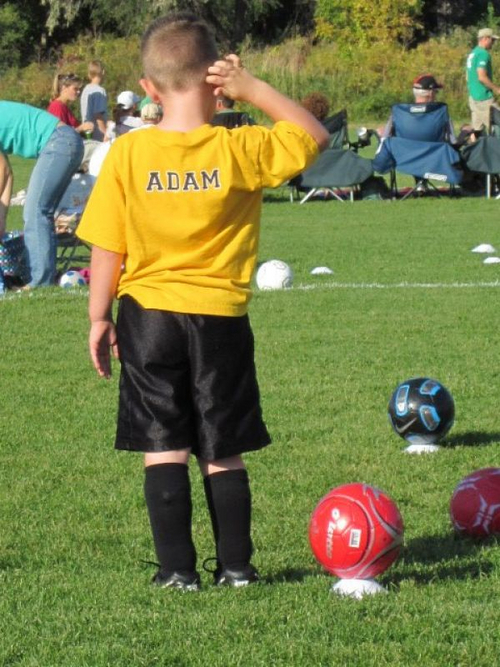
left=322, top=109, right=349, bottom=149
left=460, top=137, right=500, bottom=199
left=373, top=103, right=462, bottom=199
left=56, top=224, right=91, bottom=275
left=289, top=149, right=374, bottom=203
left=484, top=106, right=500, bottom=198
left=456, top=107, right=500, bottom=198
left=289, top=109, right=374, bottom=203
left=55, top=172, right=94, bottom=275
left=211, top=110, right=255, bottom=128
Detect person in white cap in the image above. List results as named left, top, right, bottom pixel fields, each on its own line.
left=105, top=91, right=143, bottom=140
left=466, top=28, right=500, bottom=131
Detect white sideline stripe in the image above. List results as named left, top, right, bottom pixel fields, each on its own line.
left=3, top=281, right=500, bottom=303
left=297, top=280, right=500, bottom=291
left=1, top=288, right=88, bottom=302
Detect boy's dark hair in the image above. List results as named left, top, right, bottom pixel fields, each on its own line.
left=142, top=12, right=219, bottom=92
left=217, top=95, right=235, bottom=109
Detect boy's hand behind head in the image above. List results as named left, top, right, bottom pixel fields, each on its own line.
left=206, top=54, right=255, bottom=102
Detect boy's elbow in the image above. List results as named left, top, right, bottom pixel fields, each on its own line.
left=316, top=127, right=330, bottom=152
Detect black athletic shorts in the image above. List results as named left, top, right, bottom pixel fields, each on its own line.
left=114, top=296, right=271, bottom=460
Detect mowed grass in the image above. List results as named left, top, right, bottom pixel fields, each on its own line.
left=2, top=158, right=500, bottom=665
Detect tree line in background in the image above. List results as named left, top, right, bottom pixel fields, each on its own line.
left=1, top=0, right=500, bottom=72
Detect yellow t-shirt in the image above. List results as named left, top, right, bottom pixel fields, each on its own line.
left=77, top=121, right=318, bottom=316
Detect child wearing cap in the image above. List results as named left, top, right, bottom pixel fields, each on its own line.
left=77, top=12, right=328, bottom=591
left=105, top=91, right=143, bottom=140
left=140, top=102, right=162, bottom=124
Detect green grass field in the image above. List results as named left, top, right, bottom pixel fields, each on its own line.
left=2, top=157, right=500, bottom=666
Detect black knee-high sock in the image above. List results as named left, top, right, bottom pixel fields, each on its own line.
left=144, top=463, right=196, bottom=573
left=203, top=469, right=253, bottom=569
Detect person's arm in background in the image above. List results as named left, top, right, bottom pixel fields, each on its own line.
left=477, top=67, right=500, bottom=96
left=447, top=119, right=457, bottom=145
left=378, top=115, right=393, bottom=140
left=0, top=152, right=13, bottom=238
left=94, top=113, right=107, bottom=138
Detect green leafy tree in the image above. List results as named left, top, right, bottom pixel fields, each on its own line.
left=0, top=3, right=30, bottom=70
left=314, top=0, right=424, bottom=46
left=143, top=0, right=282, bottom=49
left=40, top=0, right=86, bottom=33
left=39, top=0, right=284, bottom=47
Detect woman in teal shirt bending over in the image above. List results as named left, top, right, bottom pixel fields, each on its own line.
left=0, top=101, right=84, bottom=287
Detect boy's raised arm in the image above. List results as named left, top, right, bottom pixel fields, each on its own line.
left=206, top=55, right=330, bottom=150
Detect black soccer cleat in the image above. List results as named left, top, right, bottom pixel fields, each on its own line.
left=152, top=570, right=201, bottom=591
left=214, top=564, right=260, bottom=588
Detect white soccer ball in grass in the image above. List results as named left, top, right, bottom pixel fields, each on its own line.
left=59, top=270, right=87, bottom=288
left=256, top=260, right=293, bottom=290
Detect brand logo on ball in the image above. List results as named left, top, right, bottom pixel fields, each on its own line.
left=388, top=377, right=454, bottom=446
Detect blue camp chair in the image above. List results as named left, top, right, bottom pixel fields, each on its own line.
left=373, top=102, right=462, bottom=200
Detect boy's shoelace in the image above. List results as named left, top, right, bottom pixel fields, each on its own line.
left=202, top=557, right=219, bottom=573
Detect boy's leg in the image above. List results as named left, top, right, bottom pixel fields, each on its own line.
left=200, top=455, right=258, bottom=586
left=115, top=302, right=202, bottom=588
left=144, top=449, right=199, bottom=589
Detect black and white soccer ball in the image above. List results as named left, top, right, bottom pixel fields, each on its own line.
left=388, top=377, right=455, bottom=445
left=256, top=260, right=293, bottom=290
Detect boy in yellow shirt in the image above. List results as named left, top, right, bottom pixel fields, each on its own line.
left=77, top=12, right=328, bottom=590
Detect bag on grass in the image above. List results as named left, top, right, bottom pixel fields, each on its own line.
left=360, top=175, right=390, bottom=200
left=0, top=231, right=30, bottom=284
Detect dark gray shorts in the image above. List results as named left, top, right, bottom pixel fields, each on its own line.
left=114, top=296, right=271, bottom=460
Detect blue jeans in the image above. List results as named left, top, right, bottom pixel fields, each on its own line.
left=23, top=125, right=84, bottom=286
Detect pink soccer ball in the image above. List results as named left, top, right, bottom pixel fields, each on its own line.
left=450, top=468, right=500, bottom=538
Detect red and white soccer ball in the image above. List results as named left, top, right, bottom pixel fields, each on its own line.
left=309, top=483, right=404, bottom=579
left=450, top=468, right=500, bottom=538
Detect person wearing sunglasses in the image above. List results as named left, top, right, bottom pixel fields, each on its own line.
left=47, top=73, right=94, bottom=137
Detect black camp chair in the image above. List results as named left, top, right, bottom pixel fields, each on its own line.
left=56, top=227, right=91, bottom=275
left=322, top=109, right=349, bottom=149
left=458, top=107, right=500, bottom=198
left=211, top=110, right=255, bottom=128
left=484, top=106, right=500, bottom=198
left=289, top=109, right=374, bottom=203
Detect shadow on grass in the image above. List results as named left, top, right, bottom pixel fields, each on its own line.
left=265, top=568, right=317, bottom=584
left=443, top=430, right=500, bottom=448
left=388, top=532, right=499, bottom=586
